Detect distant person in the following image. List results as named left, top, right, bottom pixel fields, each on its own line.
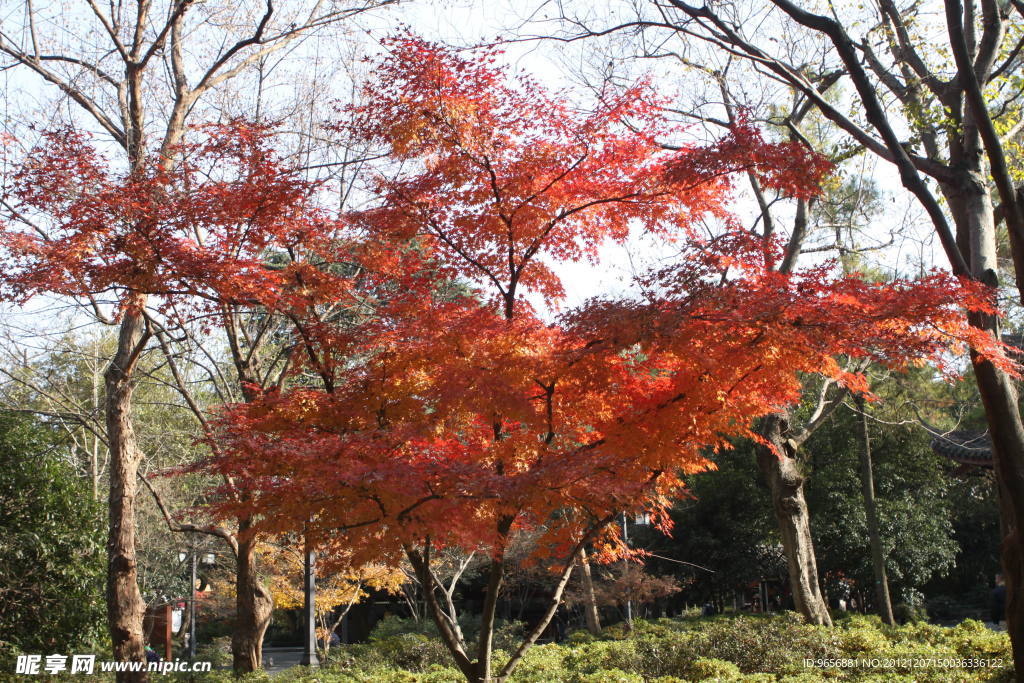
left=144, top=645, right=160, bottom=664
left=992, top=574, right=1007, bottom=625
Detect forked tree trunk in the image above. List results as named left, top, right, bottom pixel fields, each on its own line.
left=757, top=414, right=832, bottom=626
left=407, top=530, right=592, bottom=683
left=854, top=395, right=894, bottom=625
left=104, top=301, right=150, bottom=682
left=232, top=524, right=274, bottom=672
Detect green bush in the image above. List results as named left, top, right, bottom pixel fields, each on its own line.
left=893, top=602, right=928, bottom=624
left=685, top=657, right=742, bottom=680
left=291, top=612, right=1013, bottom=682
left=504, top=643, right=567, bottom=682
left=193, top=636, right=232, bottom=670
left=0, top=415, right=106, bottom=666
left=363, top=633, right=452, bottom=672
left=368, top=615, right=525, bottom=659
left=573, top=668, right=645, bottom=682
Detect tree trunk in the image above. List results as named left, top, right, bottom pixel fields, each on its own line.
left=972, top=357, right=1024, bottom=672
left=476, top=557, right=505, bottom=682
left=177, top=602, right=191, bottom=651
left=945, top=157, right=1024, bottom=671
left=228, top=377, right=275, bottom=671
left=104, top=301, right=149, bottom=682
left=232, top=525, right=274, bottom=673
left=578, top=548, right=602, bottom=634
left=854, top=395, right=895, bottom=625
left=756, top=414, right=832, bottom=626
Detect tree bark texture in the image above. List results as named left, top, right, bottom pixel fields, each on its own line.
left=104, top=301, right=149, bottom=682
left=972, top=356, right=1024, bottom=672
left=232, top=375, right=275, bottom=672
left=476, top=558, right=505, bottom=682
left=757, top=414, right=832, bottom=626
left=946, top=143, right=1024, bottom=673
left=232, top=526, right=274, bottom=672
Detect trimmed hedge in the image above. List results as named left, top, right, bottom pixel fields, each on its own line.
left=160, top=612, right=1015, bottom=681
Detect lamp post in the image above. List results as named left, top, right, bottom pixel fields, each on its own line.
left=621, top=512, right=633, bottom=627
left=177, top=550, right=197, bottom=661
left=178, top=548, right=216, bottom=661
left=299, top=539, right=319, bottom=668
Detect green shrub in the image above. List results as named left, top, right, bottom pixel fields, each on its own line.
left=561, top=639, right=641, bottom=676
left=893, top=602, right=928, bottom=624
left=573, top=668, right=644, bottom=682
left=370, top=615, right=442, bottom=641
left=945, top=619, right=1013, bottom=659
left=419, top=664, right=465, bottom=682
left=368, top=633, right=452, bottom=672
left=314, top=612, right=1013, bottom=682
left=685, top=656, right=742, bottom=680
left=504, top=643, right=568, bottom=682
left=368, top=615, right=526, bottom=660
left=193, top=636, right=232, bottom=670
left=566, top=629, right=599, bottom=645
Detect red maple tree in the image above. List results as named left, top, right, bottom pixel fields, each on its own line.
left=0, top=123, right=339, bottom=313
left=0, top=120, right=344, bottom=672
left=196, top=38, right=1009, bottom=683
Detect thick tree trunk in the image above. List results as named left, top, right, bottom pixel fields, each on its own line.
left=854, top=396, right=895, bottom=625
left=232, top=525, right=273, bottom=673
left=227, top=378, right=275, bottom=671
left=972, top=357, right=1024, bottom=672
left=756, top=414, right=832, bottom=626
left=578, top=548, right=602, bottom=634
left=104, top=302, right=149, bottom=682
left=944, top=159, right=1024, bottom=671
left=967, top=203, right=1024, bottom=673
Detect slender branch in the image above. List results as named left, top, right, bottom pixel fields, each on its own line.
left=750, top=0, right=970, bottom=276
left=946, top=0, right=1024, bottom=294
left=84, top=0, right=128, bottom=60
left=0, top=37, right=127, bottom=146
left=138, top=471, right=239, bottom=558
left=498, top=514, right=618, bottom=680
left=404, top=543, right=474, bottom=678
